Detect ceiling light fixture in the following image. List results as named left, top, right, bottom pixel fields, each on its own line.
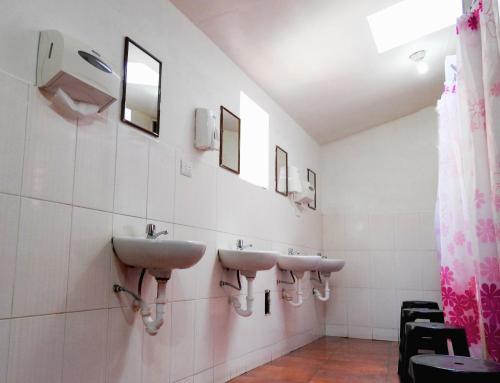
left=410, top=50, right=429, bottom=74
left=367, top=0, right=462, bottom=53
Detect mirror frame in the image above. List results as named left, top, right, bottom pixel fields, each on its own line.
left=307, top=168, right=317, bottom=210
left=275, top=145, right=288, bottom=196
left=121, top=36, right=162, bottom=137
left=219, top=105, right=241, bottom=174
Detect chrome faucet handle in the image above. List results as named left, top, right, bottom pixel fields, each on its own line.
left=146, top=224, right=156, bottom=238
left=236, top=239, right=252, bottom=250
left=146, top=224, right=168, bottom=239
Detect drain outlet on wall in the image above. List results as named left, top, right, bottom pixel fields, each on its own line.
left=265, top=289, right=271, bottom=315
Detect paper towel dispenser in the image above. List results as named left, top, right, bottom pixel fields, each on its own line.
left=37, top=30, right=120, bottom=116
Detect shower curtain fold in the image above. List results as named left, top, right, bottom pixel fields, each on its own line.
left=436, top=0, right=500, bottom=361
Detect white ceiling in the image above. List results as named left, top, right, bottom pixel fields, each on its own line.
left=171, top=0, right=456, bottom=144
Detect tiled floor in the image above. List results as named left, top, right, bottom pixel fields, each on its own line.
left=230, top=337, right=400, bottom=383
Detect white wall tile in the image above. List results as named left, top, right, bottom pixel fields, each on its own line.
left=369, top=213, right=395, bottom=250
left=7, top=314, right=65, bottom=383
left=73, top=117, right=117, bottom=212
left=142, top=303, right=171, bottom=383
left=325, top=288, right=348, bottom=325
left=395, top=213, right=421, bottom=250
left=421, top=251, right=441, bottom=291
left=345, top=251, right=370, bottom=288
left=0, top=319, right=9, bottom=383
left=147, top=143, right=175, bottom=222
left=370, top=289, right=398, bottom=329
left=323, top=214, right=345, bottom=250
left=0, top=72, right=28, bottom=195
left=396, top=252, right=423, bottom=290
left=194, top=369, right=214, bottom=383
left=325, top=324, right=348, bottom=337
left=62, top=310, right=108, bottom=383
left=369, top=251, right=396, bottom=289
left=348, top=325, right=372, bottom=339
left=114, top=124, right=149, bottom=218
left=67, top=207, right=112, bottom=311
left=344, top=213, right=370, bottom=250
left=372, top=328, right=397, bottom=341
left=194, top=299, right=214, bottom=373
left=420, top=211, right=436, bottom=250
left=0, top=194, right=19, bottom=318
left=171, top=300, right=195, bottom=381
left=174, top=152, right=217, bottom=230
left=22, top=90, right=76, bottom=204
left=106, top=308, right=143, bottom=383
left=347, top=288, right=371, bottom=327
left=13, top=198, right=71, bottom=316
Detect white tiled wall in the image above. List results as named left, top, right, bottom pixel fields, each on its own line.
left=321, top=108, right=442, bottom=341
left=0, top=1, right=324, bottom=382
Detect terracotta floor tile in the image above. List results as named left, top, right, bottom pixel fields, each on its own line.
left=245, top=363, right=317, bottom=382
left=229, top=336, right=401, bottom=383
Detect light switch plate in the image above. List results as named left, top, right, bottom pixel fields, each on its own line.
left=180, top=159, right=192, bottom=178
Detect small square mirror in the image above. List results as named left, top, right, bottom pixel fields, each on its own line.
left=275, top=146, right=288, bottom=196
left=219, top=106, right=241, bottom=174
left=307, top=168, right=317, bottom=210
left=121, top=37, right=162, bottom=137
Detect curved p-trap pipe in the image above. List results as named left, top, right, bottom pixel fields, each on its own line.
left=283, top=276, right=304, bottom=307
left=313, top=278, right=330, bottom=301
left=230, top=276, right=255, bottom=317
left=113, top=277, right=169, bottom=335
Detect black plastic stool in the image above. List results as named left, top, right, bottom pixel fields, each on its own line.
left=410, top=355, right=500, bottom=383
left=401, top=301, right=439, bottom=310
left=399, top=308, right=444, bottom=350
left=400, top=322, right=470, bottom=382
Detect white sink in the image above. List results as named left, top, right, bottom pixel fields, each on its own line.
left=113, top=237, right=206, bottom=279
left=278, top=254, right=322, bottom=278
left=315, top=258, right=345, bottom=275
left=218, top=249, right=279, bottom=278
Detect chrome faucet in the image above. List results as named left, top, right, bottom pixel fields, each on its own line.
left=146, top=224, right=169, bottom=239
left=236, top=239, right=253, bottom=250
left=288, top=248, right=300, bottom=255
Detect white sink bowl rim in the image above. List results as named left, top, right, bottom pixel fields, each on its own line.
left=278, top=254, right=322, bottom=273
left=315, top=258, right=346, bottom=273
left=113, top=237, right=206, bottom=276
left=218, top=249, right=279, bottom=278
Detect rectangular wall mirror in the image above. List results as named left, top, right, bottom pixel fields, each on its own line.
left=219, top=106, right=241, bottom=174
left=121, top=37, right=162, bottom=137
left=275, top=146, right=288, bottom=196
left=307, top=168, right=317, bottom=210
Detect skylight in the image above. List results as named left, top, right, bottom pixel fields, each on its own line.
left=367, top=0, right=462, bottom=53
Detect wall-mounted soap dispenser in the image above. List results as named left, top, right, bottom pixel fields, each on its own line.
left=194, top=108, right=219, bottom=151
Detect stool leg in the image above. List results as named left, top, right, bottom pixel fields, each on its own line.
left=451, top=330, right=470, bottom=356
left=432, top=333, right=449, bottom=355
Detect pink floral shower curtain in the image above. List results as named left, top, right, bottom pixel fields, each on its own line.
left=437, top=0, right=500, bottom=361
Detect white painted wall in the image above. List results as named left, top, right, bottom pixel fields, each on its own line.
left=0, top=1, right=323, bottom=383
left=321, top=107, right=442, bottom=341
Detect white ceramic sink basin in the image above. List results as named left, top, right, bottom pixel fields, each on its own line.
left=278, top=254, right=322, bottom=277
left=315, top=258, right=345, bottom=275
left=218, top=249, right=279, bottom=278
left=113, top=237, right=206, bottom=279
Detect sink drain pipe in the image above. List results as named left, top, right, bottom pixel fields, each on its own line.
left=230, top=276, right=255, bottom=317
left=113, top=276, right=168, bottom=335
left=313, top=277, right=330, bottom=301
left=283, top=277, right=304, bottom=307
